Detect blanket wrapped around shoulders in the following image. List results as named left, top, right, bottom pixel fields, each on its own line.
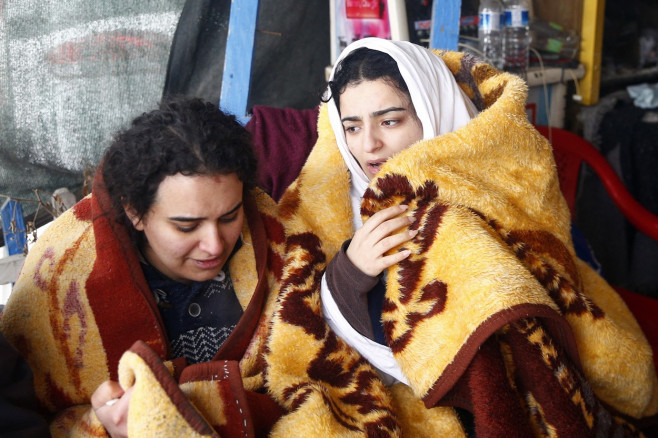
left=264, top=51, right=658, bottom=437
left=0, top=168, right=288, bottom=437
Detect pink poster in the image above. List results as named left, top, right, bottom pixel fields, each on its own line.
left=332, top=0, right=391, bottom=62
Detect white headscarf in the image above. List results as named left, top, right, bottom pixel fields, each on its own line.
left=326, top=38, right=479, bottom=227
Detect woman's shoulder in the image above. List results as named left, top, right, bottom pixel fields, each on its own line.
left=5, top=195, right=98, bottom=314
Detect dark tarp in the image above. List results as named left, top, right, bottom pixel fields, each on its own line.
left=578, top=91, right=658, bottom=296
left=163, top=0, right=330, bottom=112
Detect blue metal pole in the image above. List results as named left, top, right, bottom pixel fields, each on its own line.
left=219, top=0, right=260, bottom=122
left=430, top=0, right=462, bottom=50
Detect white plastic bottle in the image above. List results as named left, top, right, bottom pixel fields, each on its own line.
left=478, top=0, right=504, bottom=69
left=502, top=0, right=530, bottom=79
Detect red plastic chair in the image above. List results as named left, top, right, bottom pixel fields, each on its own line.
left=537, top=125, right=658, bottom=241
left=536, top=125, right=658, bottom=371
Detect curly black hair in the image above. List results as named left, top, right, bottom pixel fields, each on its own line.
left=324, top=47, right=411, bottom=114
left=102, top=97, right=257, bottom=228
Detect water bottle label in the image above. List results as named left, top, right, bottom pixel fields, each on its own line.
left=479, top=12, right=502, bottom=31
left=504, top=9, right=529, bottom=27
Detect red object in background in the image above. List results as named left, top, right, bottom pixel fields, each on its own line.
left=536, top=125, right=658, bottom=373
left=346, top=0, right=383, bottom=19
left=536, top=125, right=658, bottom=241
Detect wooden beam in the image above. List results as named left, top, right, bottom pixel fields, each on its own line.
left=578, top=0, right=605, bottom=105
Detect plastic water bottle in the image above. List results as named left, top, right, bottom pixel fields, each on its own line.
left=502, top=0, right=530, bottom=79
left=478, top=0, right=503, bottom=69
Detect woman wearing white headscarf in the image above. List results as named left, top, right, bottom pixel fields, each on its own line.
left=321, top=38, right=479, bottom=386
left=264, top=38, right=658, bottom=437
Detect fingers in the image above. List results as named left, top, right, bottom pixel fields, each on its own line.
left=348, top=204, right=418, bottom=276
left=363, top=204, right=416, bottom=248
left=91, top=380, right=125, bottom=411
left=373, top=216, right=416, bottom=247
left=379, top=248, right=413, bottom=269
left=91, top=382, right=132, bottom=438
left=106, top=386, right=133, bottom=421
left=377, top=227, right=418, bottom=254
left=362, top=205, right=411, bottom=231
left=358, top=205, right=414, bottom=241
left=371, top=227, right=417, bottom=270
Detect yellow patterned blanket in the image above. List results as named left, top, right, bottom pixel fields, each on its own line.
left=264, top=51, right=658, bottom=437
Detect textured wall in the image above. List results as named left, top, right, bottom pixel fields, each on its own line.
left=0, top=1, right=185, bottom=216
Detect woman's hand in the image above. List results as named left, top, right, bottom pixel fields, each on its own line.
left=91, top=380, right=134, bottom=438
left=347, top=205, right=417, bottom=277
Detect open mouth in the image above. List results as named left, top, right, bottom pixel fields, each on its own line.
left=367, top=160, right=387, bottom=174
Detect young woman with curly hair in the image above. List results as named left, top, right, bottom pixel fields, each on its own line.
left=1, top=97, right=286, bottom=437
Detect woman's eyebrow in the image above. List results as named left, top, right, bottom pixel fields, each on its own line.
left=169, top=201, right=243, bottom=222
left=341, top=107, right=407, bottom=123
left=371, top=106, right=406, bottom=117
left=341, top=115, right=361, bottom=123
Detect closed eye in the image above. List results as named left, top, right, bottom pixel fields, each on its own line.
left=175, top=223, right=198, bottom=233
left=219, top=212, right=240, bottom=224
left=169, top=202, right=243, bottom=231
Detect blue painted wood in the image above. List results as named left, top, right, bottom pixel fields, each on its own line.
left=219, top=0, right=260, bottom=118
left=429, top=0, right=462, bottom=50
left=1, top=199, right=27, bottom=256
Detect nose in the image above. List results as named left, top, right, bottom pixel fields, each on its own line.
left=198, top=224, right=224, bottom=256
left=362, top=126, right=383, bottom=153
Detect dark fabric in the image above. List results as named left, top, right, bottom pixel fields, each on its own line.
left=325, top=240, right=378, bottom=339
left=162, top=0, right=230, bottom=105
left=601, top=104, right=658, bottom=298
left=244, top=391, right=287, bottom=437
left=0, top=331, right=49, bottom=438
left=443, top=336, right=535, bottom=438
left=367, top=278, right=387, bottom=345
left=439, top=323, right=635, bottom=437
left=142, top=262, right=244, bottom=364
left=577, top=99, right=658, bottom=297
left=163, top=0, right=330, bottom=111
left=246, top=105, right=319, bottom=201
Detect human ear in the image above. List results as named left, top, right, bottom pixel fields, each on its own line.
left=123, top=205, right=144, bottom=231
